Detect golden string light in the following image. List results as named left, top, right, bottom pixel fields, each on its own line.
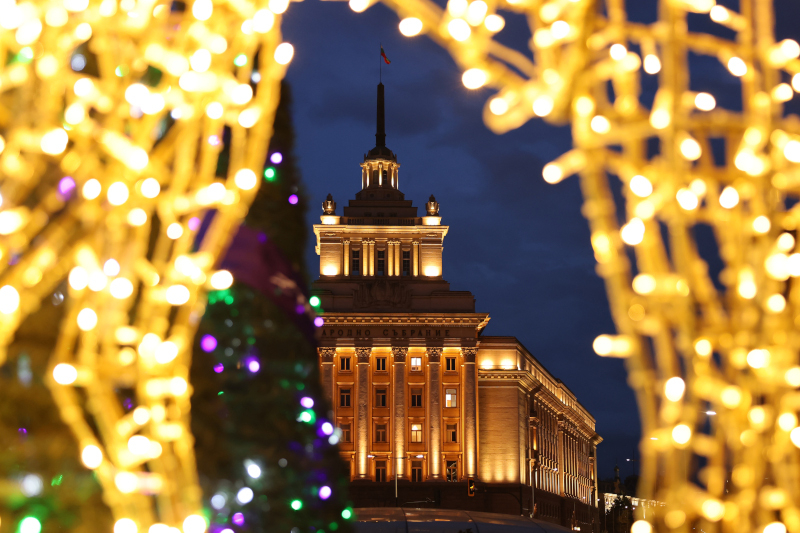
left=360, top=0, right=800, bottom=532
left=0, top=0, right=292, bottom=528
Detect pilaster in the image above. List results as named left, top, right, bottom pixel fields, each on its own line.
left=427, top=346, right=443, bottom=480
left=392, top=346, right=408, bottom=480
left=394, top=239, right=400, bottom=276
left=343, top=240, right=350, bottom=277
left=462, top=347, right=478, bottom=478
left=387, top=241, right=394, bottom=277
left=356, top=347, right=371, bottom=478
left=412, top=240, right=419, bottom=277
left=319, top=347, right=336, bottom=409
left=557, top=417, right=566, bottom=496
left=368, top=239, right=375, bottom=276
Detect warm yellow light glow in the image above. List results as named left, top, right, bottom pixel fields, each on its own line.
left=234, top=169, right=257, bottom=190
left=167, top=223, right=184, bottom=239
left=766, top=294, right=786, bottom=313
left=424, top=265, right=440, bottom=277
left=778, top=232, right=796, bottom=252
left=155, top=341, right=179, bottom=364
left=753, top=216, right=771, bottom=234
left=632, top=274, right=656, bottom=295
left=778, top=413, right=797, bottom=431
left=190, top=49, right=212, bottom=72
left=206, top=102, right=223, bottom=119
left=53, top=363, right=78, bottom=385
left=489, top=97, right=508, bottom=115
left=274, top=43, right=294, bottom=65
left=701, top=499, right=724, bottom=521
left=192, top=0, right=212, bottom=19
left=631, top=521, right=652, bottom=533
left=0, top=285, right=20, bottom=314
left=747, top=349, right=769, bottom=369
left=128, top=435, right=151, bottom=455
left=210, top=270, right=234, bottom=290
left=110, top=278, right=135, bottom=299
left=679, top=136, right=702, bottom=160
left=590, top=115, right=611, bottom=134
left=672, top=424, right=691, bottom=445
left=81, top=445, right=103, bottom=469
left=462, top=68, right=487, bottom=90
left=484, top=14, right=504, bottom=32
left=727, top=57, right=747, bottom=76
left=399, top=17, right=423, bottom=36
left=128, top=209, right=148, bottom=226
left=695, top=338, right=712, bottom=357
left=721, top=386, right=742, bottom=408
left=532, top=95, right=554, bottom=117
left=115, top=518, right=138, bottom=533
left=77, top=308, right=98, bottom=331
left=629, top=175, right=653, bottom=197
left=643, top=54, right=661, bottom=74
left=448, top=19, right=471, bottom=41
left=620, top=218, right=645, bottom=245
left=83, top=179, right=102, bottom=200
left=719, top=186, right=739, bottom=209
left=322, top=265, right=339, bottom=276
left=183, top=515, right=207, bottom=533
left=664, top=377, right=685, bottom=402
left=41, top=128, right=69, bottom=155
left=609, top=44, right=627, bottom=61
left=695, top=92, right=716, bottom=111
left=166, top=285, right=191, bottom=305
left=676, top=189, right=699, bottom=210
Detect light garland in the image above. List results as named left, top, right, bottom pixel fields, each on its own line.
left=355, top=0, right=800, bottom=532
left=0, top=0, right=293, bottom=529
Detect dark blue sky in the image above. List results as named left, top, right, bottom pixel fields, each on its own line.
left=275, top=0, right=765, bottom=481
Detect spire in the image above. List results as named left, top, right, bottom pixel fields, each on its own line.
left=375, top=82, right=386, bottom=148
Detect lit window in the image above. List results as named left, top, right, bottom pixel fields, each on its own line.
left=411, top=357, right=422, bottom=371
left=375, top=423, right=387, bottom=442
left=446, top=424, right=458, bottom=443
left=340, top=423, right=351, bottom=442
left=445, top=388, right=457, bottom=408
left=376, top=357, right=386, bottom=371
left=411, top=423, right=422, bottom=442
left=446, top=460, right=457, bottom=481
left=411, top=461, right=423, bottom=482
left=376, top=460, right=386, bottom=482
left=375, top=388, right=387, bottom=407
left=339, top=388, right=351, bottom=407
left=445, top=357, right=457, bottom=371
left=411, top=388, right=423, bottom=407
left=340, top=357, right=351, bottom=372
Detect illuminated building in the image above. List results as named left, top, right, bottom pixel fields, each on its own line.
left=312, top=84, right=602, bottom=528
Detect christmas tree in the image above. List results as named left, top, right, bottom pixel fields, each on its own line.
left=190, top=82, right=354, bottom=533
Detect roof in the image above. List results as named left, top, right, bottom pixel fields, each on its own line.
left=353, top=508, right=573, bottom=533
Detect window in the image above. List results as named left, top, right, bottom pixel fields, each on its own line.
left=376, top=460, right=387, bottom=482
left=446, top=460, right=458, bottom=482
left=445, top=357, right=457, bottom=371
left=340, top=388, right=351, bottom=407
left=375, top=388, right=387, bottom=407
left=402, top=250, right=410, bottom=276
left=340, top=423, right=351, bottom=442
left=446, top=424, right=458, bottom=443
left=411, top=461, right=423, bottom=482
left=376, top=357, right=386, bottom=371
left=411, top=423, right=423, bottom=443
left=340, top=357, right=351, bottom=372
left=351, top=250, right=360, bottom=276
left=375, top=424, right=387, bottom=442
left=411, top=388, right=423, bottom=407
left=377, top=250, right=385, bottom=276
left=445, top=388, right=457, bottom=408
left=411, top=357, right=422, bottom=371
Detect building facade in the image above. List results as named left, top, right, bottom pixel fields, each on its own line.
left=312, top=84, right=602, bottom=530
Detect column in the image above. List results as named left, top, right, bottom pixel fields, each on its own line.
left=387, top=241, right=394, bottom=276
left=368, top=240, right=375, bottom=276
left=392, top=346, right=408, bottom=479
left=557, top=419, right=566, bottom=496
left=361, top=166, right=367, bottom=189
left=592, top=443, right=599, bottom=507
left=462, top=347, right=478, bottom=478
left=412, top=241, right=419, bottom=276
left=343, top=240, right=350, bottom=276
left=394, top=240, right=400, bottom=276
left=427, top=347, right=443, bottom=480
left=319, top=348, right=336, bottom=408
left=362, top=243, right=368, bottom=276
left=355, top=347, right=371, bottom=478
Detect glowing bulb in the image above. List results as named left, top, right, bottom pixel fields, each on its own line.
left=234, top=168, right=258, bottom=190
left=128, top=435, right=150, bottom=455
left=609, top=44, right=627, bottom=60
left=141, top=178, right=160, bottom=198
left=672, top=424, right=691, bottom=445
left=65, top=104, right=86, bottom=125
left=448, top=19, right=471, bottom=41
left=465, top=0, right=487, bottom=25
left=631, top=521, right=652, bottom=533
left=83, top=179, right=101, bottom=199
left=719, top=186, right=739, bottom=209
left=551, top=20, right=569, bottom=39
left=542, top=164, right=563, bottom=184
left=110, top=278, right=134, bottom=299
left=274, top=43, right=294, bottom=65
left=253, top=9, right=275, bottom=32
left=489, top=97, right=508, bottom=115
left=462, top=68, right=487, bottom=90
left=679, top=137, right=702, bottom=160
left=210, top=270, right=234, bottom=290
left=41, top=128, right=69, bottom=155
left=69, top=267, right=89, bottom=290
left=107, top=182, right=130, bottom=206
left=167, top=223, right=184, bottom=239
left=784, top=140, right=800, bottom=162
left=114, top=518, right=137, bottom=533
left=752, top=216, right=770, bottom=234
left=166, top=285, right=190, bottom=305
left=676, top=189, right=698, bottom=210
left=53, top=363, right=78, bottom=385
left=206, top=102, right=223, bottom=119
left=103, top=259, right=120, bottom=276
left=81, top=444, right=103, bottom=468
left=727, top=57, right=747, bottom=77
left=77, top=308, right=98, bottom=330
left=133, top=407, right=150, bottom=425
left=632, top=274, right=656, bottom=295
left=484, top=14, right=504, bottom=32
left=190, top=49, right=211, bottom=72
left=694, top=92, right=716, bottom=111
left=629, top=175, right=653, bottom=197
left=721, top=386, right=742, bottom=408
left=399, top=17, right=423, bottom=36
left=192, top=0, right=212, bottom=20
left=231, top=84, right=253, bottom=105
left=620, top=218, right=645, bottom=245
left=155, top=341, right=179, bottom=364
left=237, top=487, right=254, bottom=504
left=747, top=349, right=769, bottom=369
left=664, top=377, right=685, bottom=402
left=766, top=294, right=786, bottom=313
left=778, top=233, right=796, bottom=252
left=0, top=285, right=20, bottom=314
left=590, top=115, right=611, bottom=134
left=532, top=95, right=554, bottom=117
left=701, top=499, right=724, bottom=522
left=447, top=0, right=467, bottom=16
left=643, top=54, right=661, bottom=74
left=247, top=463, right=261, bottom=478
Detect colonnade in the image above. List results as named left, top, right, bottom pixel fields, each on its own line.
left=341, top=238, right=420, bottom=277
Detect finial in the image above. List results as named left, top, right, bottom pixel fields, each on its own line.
left=426, top=194, right=439, bottom=216
left=322, top=193, right=336, bottom=215
left=376, top=82, right=386, bottom=148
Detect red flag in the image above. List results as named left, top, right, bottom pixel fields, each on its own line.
left=380, top=46, right=391, bottom=64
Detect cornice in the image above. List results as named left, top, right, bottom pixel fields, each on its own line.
left=320, top=313, right=490, bottom=329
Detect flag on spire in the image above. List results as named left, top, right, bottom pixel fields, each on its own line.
left=380, top=46, right=391, bottom=64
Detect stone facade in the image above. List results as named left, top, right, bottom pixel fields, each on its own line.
left=311, top=83, right=602, bottom=531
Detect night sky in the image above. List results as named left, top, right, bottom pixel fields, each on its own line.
left=278, top=0, right=800, bottom=481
